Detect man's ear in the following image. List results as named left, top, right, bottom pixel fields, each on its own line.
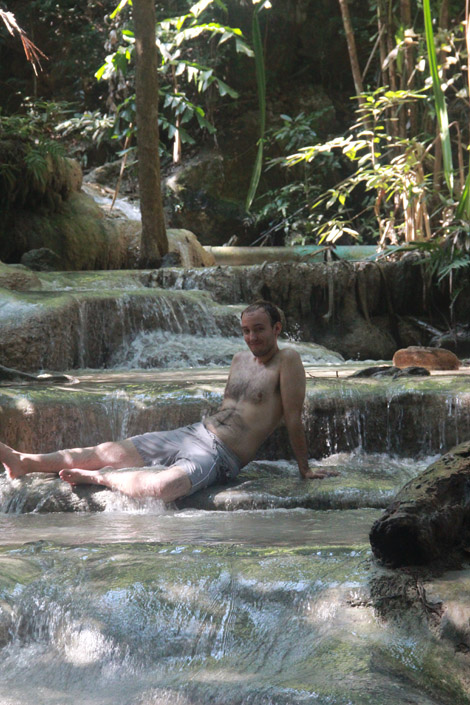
left=274, top=321, right=282, bottom=336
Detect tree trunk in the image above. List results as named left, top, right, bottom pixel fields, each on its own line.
left=133, top=0, right=168, bottom=267
left=337, top=0, right=365, bottom=106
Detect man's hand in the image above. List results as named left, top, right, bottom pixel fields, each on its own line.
left=301, top=467, right=341, bottom=480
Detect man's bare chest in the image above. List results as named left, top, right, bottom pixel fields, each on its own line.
left=225, top=364, right=280, bottom=405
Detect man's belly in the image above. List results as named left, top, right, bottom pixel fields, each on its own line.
left=204, top=404, right=281, bottom=465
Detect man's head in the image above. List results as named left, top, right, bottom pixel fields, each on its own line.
left=240, top=300, right=282, bottom=359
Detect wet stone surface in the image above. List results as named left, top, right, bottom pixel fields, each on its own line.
left=0, top=453, right=436, bottom=514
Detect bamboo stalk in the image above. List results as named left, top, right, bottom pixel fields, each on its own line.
left=377, top=0, right=393, bottom=138
left=362, top=25, right=384, bottom=83
left=377, top=0, right=389, bottom=87
left=401, top=0, right=417, bottom=136
left=379, top=0, right=399, bottom=139
left=337, top=0, right=365, bottom=105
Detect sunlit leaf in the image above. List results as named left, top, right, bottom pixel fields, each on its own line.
left=110, top=0, right=131, bottom=20
left=423, top=0, right=454, bottom=195
left=235, top=37, right=254, bottom=56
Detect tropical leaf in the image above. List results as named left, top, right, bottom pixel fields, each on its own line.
left=456, top=168, right=470, bottom=220
left=246, top=5, right=267, bottom=210
left=110, top=0, right=131, bottom=20
left=423, top=0, right=454, bottom=195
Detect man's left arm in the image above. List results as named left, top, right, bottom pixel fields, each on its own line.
left=280, top=350, right=340, bottom=480
left=279, top=350, right=314, bottom=478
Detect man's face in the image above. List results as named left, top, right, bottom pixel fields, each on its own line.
left=241, top=309, right=281, bottom=358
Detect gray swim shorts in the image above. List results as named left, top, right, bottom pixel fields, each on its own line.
left=130, top=422, right=243, bottom=496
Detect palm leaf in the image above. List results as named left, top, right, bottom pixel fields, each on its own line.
left=423, top=0, right=454, bottom=195
left=456, top=164, right=470, bottom=220
left=245, top=6, right=266, bottom=210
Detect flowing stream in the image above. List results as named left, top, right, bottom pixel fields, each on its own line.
left=1, top=269, right=470, bottom=704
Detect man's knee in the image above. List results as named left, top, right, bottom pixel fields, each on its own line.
left=155, top=466, right=192, bottom=502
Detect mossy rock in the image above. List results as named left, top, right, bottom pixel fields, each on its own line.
left=0, top=262, right=41, bottom=291
left=370, top=440, right=470, bottom=567
left=0, top=191, right=132, bottom=270
left=0, top=132, right=82, bottom=211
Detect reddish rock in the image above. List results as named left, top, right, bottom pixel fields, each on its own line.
left=392, top=346, right=460, bottom=371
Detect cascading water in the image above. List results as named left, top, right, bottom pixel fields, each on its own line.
left=1, top=266, right=470, bottom=704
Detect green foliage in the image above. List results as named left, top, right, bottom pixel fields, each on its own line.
left=0, top=0, right=117, bottom=113
left=253, top=110, right=340, bottom=243
left=4, top=98, right=115, bottom=168
left=97, top=0, right=252, bottom=157
left=269, top=112, right=319, bottom=153
left=0, top=111, right=68, bottom=208
left=247, top=0, right=470, bottom=252
left=54, top=110, right=115, bottom=165
left=254, top=182, right=320, bottom=243
left=286, top=88, right=429, bottom=244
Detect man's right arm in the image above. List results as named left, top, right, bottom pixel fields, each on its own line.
left=280, top=350, right=340, bottom=480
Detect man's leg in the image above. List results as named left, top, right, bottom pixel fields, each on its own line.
left=0, top=439, right=145, bottom=480
left=59, top=465, right=192, bottom=503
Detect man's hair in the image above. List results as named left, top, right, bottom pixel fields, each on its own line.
left=241, top=300, right=282, bottom=327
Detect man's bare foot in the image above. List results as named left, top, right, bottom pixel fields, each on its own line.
left=0, top=441, right=29, bottom=479
left=59, top=468, right=107, bottom=487
left=303, top=467, right=341, bottom=480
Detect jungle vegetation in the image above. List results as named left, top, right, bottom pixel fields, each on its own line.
left=0, top=0, right=469, bottom=274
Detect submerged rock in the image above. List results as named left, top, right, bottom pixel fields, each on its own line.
left=350, top=366, right=430, bottom=378
left=0, top=263, right=42, bottom=291
left=2, top=371, right=470, bottom=462
left=0, top=288, right=240, bottom=371
left=370, top=440, right=470, bottom=567
left=0, top=364, right=75, bottom=385
left=393, top=346, right=460, bottom=371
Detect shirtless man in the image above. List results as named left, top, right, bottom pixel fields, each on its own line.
left=0, top=300, right=335, bottom=501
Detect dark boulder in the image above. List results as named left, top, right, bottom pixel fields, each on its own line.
left=351, top=366, right=430, bottom=379
left=21, top=248, right=62, bottom=271
left=370, top=440, right=470, bottom=567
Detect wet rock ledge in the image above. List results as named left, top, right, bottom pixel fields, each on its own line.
left=370, top=440, right=470, bottom=567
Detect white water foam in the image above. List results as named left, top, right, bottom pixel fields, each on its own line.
left=109, top=332, right=345, bottom=369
